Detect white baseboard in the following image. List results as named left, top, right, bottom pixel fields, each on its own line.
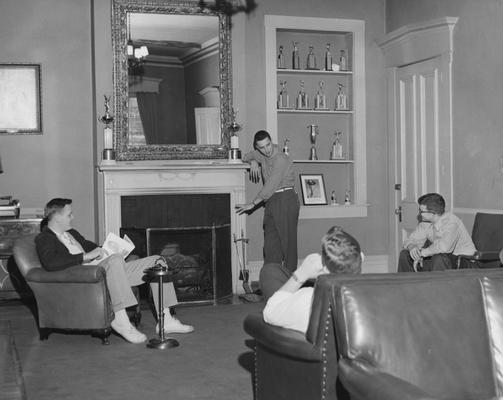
left=244, top=254, right=390, bottom=284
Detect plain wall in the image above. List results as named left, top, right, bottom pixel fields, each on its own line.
left=386, top=0, right=503, bottom=214
left=0, top=0, right=96, bottom=239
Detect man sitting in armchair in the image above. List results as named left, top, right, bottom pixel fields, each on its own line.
left=35, top=198, right=193, bottom=344
left=261, top=225, right=362, bottom=334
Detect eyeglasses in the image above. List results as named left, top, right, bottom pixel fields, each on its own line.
left=419, top=209, right=435, bottom=214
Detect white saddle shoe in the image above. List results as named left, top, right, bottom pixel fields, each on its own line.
left=111, top=319, right=147, bottom=343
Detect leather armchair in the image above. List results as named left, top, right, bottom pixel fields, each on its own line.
left=13, top=235, right=114, bottom=344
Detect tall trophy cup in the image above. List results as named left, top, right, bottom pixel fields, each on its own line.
left=99, top=95, right=115, bottom=164
left=308, top=124, right=319, bottom=160
left=228, top=108, right=242, bottom=163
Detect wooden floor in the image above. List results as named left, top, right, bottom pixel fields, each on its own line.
left=0, top=319, right=26, bottom=400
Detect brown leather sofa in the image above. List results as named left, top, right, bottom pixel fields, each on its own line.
left=244, top=268, right=503, bottom=400
left=13, top=235, right=114, bottom=343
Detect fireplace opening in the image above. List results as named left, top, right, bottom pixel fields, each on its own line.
left=120, top=194, right=232, bottom=304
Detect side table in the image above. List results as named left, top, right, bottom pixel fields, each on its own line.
left=0, top=217, right=41, bottom=299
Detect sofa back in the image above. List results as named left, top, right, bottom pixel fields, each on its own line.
left=328, top=270, right=503, bottom=399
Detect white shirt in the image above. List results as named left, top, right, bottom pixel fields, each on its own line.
left=403, top=212, right=475, bottom=256
left=262, top=286, right=314, bottom=334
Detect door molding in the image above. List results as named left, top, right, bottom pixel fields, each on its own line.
left=379, top=17, right=458, bottom=270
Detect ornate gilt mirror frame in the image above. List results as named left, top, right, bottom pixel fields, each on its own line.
left=111, top=0, right=232, bottom=160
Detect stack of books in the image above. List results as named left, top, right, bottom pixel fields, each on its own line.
left=0, top=196, right=20, bottom=218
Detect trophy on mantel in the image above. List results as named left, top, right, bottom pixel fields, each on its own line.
left=308, top=124, right=319, bottom=160
left=282, top=138, right=290, bottom=155
left=99, top=95, right=115, bottom=164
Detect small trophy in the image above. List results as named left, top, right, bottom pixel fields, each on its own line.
left=339, top=49, right=348, bottom=71
left=297, top=80, right=309, bottom=109
left=292, top=41, right=300, bottom=70
left=335, top=83, right=348, bottom=110
left=99, top=95, right=115, bottom=163
left=228, top=108, right=242, bottom=163
left=344, top=189, right=351, bottom=205
left=306, top=45, right=317, bottom=70
left=331, top=190, right=338, bottom=205
left=308, top=124, right=319, bottom=160
left=277, top=81, right=290, bottom=109
left=314, top=80, right=327, bottom=110
left=324, top=43, right=333, bottom=71
left=282, top=138, right=290, bottom=155
left=330, top=131, right=343, bottom=159
left=277, top=45, right=286, bottom=69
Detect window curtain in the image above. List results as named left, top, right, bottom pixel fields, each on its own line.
left=136, top=92, right=159, bottom=145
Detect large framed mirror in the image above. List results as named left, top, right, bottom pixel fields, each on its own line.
left=111, top=0, right=232, bottom=160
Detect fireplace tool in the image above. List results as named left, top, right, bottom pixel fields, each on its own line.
left=234, top=231, right=261, bottom=303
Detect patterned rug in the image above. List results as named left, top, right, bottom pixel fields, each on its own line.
left=0, top=320, right=26, bottom=400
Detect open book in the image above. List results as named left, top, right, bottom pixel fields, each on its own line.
left=86, top=232, right=135, bottom=265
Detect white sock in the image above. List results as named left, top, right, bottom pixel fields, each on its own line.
left=113, top=309, right=131, bottom=326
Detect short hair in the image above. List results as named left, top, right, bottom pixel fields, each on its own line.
left=418, top=193, right=445, bottom=215
left=43, top=198, right=72, bottom=222
left=321, top=226, right=362, bottom=274
left=253, top=130, right=271, bottom=150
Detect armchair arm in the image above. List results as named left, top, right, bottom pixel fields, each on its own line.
left=244, top=313, right=322, bottom=361
left=458, top=251, right=501, bottom=262
left=338, top=358, right=439, bottom=400
left=25, top=264, right=106, bottom=284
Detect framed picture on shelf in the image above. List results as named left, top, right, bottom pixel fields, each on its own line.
left=0, top=63, right=42, bottom=134
left=300, top=174, right=327, bottom=205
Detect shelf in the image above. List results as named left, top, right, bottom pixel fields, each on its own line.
left=299, top=204, right=368, bottom=219
left=294, top=159, right=354, bottom=164
left=277, top=68, right=352, bottom=75
left=278, top=109, right=353, bottom=114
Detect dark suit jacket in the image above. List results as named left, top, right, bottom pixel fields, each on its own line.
left=35, top=227, right=98, bottom=271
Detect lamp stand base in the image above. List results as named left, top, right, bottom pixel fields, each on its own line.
left=147, top=337, right=179, bottom=349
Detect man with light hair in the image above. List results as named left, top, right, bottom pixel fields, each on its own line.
left=262, top=225, right=362, bottom=334
left=36, top=198, right=193, bottom=344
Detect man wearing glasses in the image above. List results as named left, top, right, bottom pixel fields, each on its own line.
left=398, top=193, right=476, bottom=272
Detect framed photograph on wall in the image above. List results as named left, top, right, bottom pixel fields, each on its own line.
left=0, top=64, right=42, bottom=134
left=300, top=174, right=327, bottom=205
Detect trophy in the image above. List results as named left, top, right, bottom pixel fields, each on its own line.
left=277, top=80, right=290, bottom=109
left=308, top=124, right=319, bottom=160
left=314, top=80, right=327, bottom=110
left=306, top=45, right=317, bottom=69
left=296, top=80, right=309, bottom=109
left=330, top=131, right=343, bottom=159
left=335, top=83, right=348, bottom=110
left=292, top=41, right=300, bottom=70
left=339, top=49, right=348, bottom=71
left=331, top=190, right=338, bottom=205
left=99, top=95, right=115, bottom=163
left=344, top=189, right=351, bottom=205
left=324, top=43, right=333, bottom=71
left=228, top=108, right=242, bottom=163
left=277, top=45, right=286, bottom=69
left=282, top=138, right=290, bottom=155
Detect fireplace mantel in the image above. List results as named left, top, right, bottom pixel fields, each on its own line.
left=99, top=160, right=249, bottom=294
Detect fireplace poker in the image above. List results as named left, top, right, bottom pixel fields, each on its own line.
left=234, top=231, right=261, bottom=302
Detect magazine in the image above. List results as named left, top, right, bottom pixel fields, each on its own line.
left=86, top=232, right=135, bottom=265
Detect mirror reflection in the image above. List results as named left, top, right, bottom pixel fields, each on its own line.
left=127, top=13, right=220, bottom=146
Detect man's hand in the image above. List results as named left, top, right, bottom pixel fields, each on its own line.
left=249, top=160, right=260, bottom=183
left=83, top=247, right=108, bottom=262
left=409, top=246, right=422, bottom=261
left=235, top=203, right=255, bottom=215
left=295, top=253, right=325, bottom=282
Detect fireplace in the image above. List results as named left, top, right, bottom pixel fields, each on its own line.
left=99, top=160, right=248, bottom=294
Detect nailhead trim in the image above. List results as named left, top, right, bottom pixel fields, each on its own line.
left=321, top=305, right=331, bottom=400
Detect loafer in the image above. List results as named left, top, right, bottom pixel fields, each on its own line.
left=111, top=319, right=147, bottom=343
left=157, top=317, right=194, bottom=334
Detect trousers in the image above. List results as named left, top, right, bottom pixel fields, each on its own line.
left=98, top=254, right=177, bottom=312
left=263, top=190, right=300, bottom=273
left=398, top=250, right=460, bottom=272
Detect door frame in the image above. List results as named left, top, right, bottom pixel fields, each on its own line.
left=378, top=17, right=458, bottom=270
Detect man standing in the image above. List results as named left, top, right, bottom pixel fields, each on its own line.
left=235, top=130, right=300, bottom=273
left=36, top=198, right=193, bottom=344
left=398, top=193, right=476, bottom=272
